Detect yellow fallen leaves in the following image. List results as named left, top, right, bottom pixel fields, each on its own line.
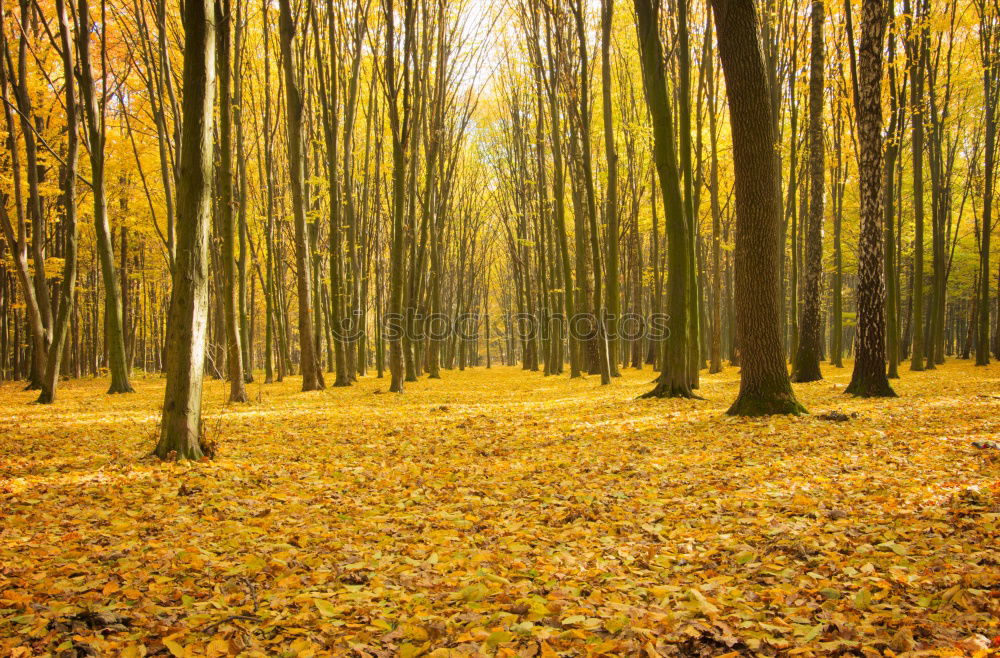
left=0, top=361, right=998, bottom=656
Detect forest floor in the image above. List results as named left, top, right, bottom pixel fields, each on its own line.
left=1, top=361, right=999, bottom=657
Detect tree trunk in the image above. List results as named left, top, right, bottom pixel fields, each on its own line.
left=37, top=0, right=80, bottom=404
left=846, top=0, right=895, bottom=397
left=217, top=0, right=248, bottom=402
left=634, top=0, right=694, bottom=399
left=601, top=0, right=621, bottom=378
left=156, top=0, right=216, bottom=460
left=976, top=0, right=997, bottom=366
left=792, top=0, right=825, bottom=383
left=711, top=0, right=805, bottom=416
left=278, top=0, right=325, bottom=391
left=907, top=0, right=928, bottom=371
left=78, top=0, right=134, bottom=394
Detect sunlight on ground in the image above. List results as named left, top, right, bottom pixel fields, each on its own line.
left=1, top=362, right=999, bottom=655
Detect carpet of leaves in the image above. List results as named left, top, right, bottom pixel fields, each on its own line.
left=1, top=361, right=999, bottom=657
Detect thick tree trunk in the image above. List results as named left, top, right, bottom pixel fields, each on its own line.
left=711, top=0, right=805, bottom=416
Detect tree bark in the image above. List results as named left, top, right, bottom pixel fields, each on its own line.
left=217, top=0, right=248, bottom=402
left=78, top=0, right=134, bottom=394
left=792, top=0, right=825, bottom=382
left=38, top=0, right=81, bottom=404
left=278, top=0, right=325, bottom=391
left=710, top=0, right=805, bottom=416
left=156, top=0, right=216, bottom=460
left=634, top=0, right=694, bottom=399
left=846, top=0, right=895, bottom=397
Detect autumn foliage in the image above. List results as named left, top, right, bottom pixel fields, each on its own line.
left=2, top=364, right=999, bottom=656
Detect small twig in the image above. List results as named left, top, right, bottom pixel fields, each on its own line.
left=196, top=614, right=260, bottom=634
left=239, top=576, right=259, bottom=613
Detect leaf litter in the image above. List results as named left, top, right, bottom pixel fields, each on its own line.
left=1, top=361, right=998, bottom=656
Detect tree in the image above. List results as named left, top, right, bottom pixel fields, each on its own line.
left=571, top=0, right=611, bottom=385
left=312, top=0, right=351, bottom=387
left=383, top=0, right=415, bottom=393
left=634, top=0, right=694, bottom=399
left=77, top=0, right=134, bottom=394
left=906, top=0, right=928, bottom=371
left=0, top=0, right=51, bottom=389
left=846, top=0, right=896, bottom=397
left=278, top=0, right=325, bottom=392
left=884, top=0, right=904, bottom=378
left=538, top=2, right=581, bottom=379
left=792, top=0, right=825, bottom=383
left=217, top=0, right=249, bottom=403
left=710, top=0, right=805, bottom=416
left=156, top=0, right=216, bottom=460
left=975, top=0, right=998, bottom=366
left=601, top=0, right=621, bottom=378
left=37, top=0, right=80, bottom=404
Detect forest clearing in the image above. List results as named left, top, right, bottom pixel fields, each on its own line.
left=1, top=363, right=999, bottom=656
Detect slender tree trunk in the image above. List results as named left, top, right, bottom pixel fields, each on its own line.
left=78, top=0, right=133, bottom=394
left=635, top=0, right=694, bottom=399
left=278, top=0, right=324, bottom=391
left=601, top=0, right=621, bottom=377
left=706, top=12, right=723, bottom=374
left=976, top=0, right=998, bottom=366
left=384, top=0, right=414, bottom=393
left=543, top=8, right=579, bottom=378
left=847, top=0, right=895, bottom=397
left=792, top=0, right=825, bottom=383
left=907, top=0, right=928, bottom=371
left=0, top=33, right=48, bottom=390
left=678, top=0, right=700, bottom=389
left=217, top=0, right=248, bottom=402
left=37, top=0, right=80, bottom=404
left=571, top=0, right=610, bottom=385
